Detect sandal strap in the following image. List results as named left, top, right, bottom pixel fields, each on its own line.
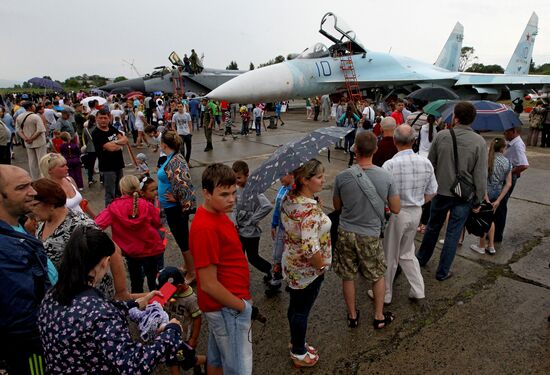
left=373, top=311, right=395, bottom=329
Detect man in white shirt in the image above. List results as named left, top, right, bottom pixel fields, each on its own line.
left=494, top=126, right=529, bottom=242
left=252, top=105, right=263, bottom=136
left=43, top=101, right=59, bottom=136
left=361, top=99, right=375, bottom=129
left=172, top=103, right=192, bottom=163
left=380, top=125, right=437, bottom=303
left=110, top=103, right=124, bottom=123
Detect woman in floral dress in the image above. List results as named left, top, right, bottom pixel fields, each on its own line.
left=281, top=159, right=332, bottom=368
left=38, top=226, right=183, bottom=373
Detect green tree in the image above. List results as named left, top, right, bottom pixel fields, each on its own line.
left=22, top=81, right=31, bottom=88
left=465, top=63, right=504, bottom=74
left=530, top=61, right=550, bottom=75
left=64, top=78, right=80, bottom=87
left=114, top=76, right=128, bottom=82
left=249, top=62, right=255, bottom=70
left=226, top=61, right=239, bottom=70
left=258, top=55, right=286, bottom=68
left=458, top=47, right=477, bottom=72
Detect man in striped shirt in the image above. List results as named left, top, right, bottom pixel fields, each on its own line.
left=381, top=125, right=438, bottom=303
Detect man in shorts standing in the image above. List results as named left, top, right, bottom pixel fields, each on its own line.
left=333, top=132, right=400, bottom=329
left=189, top=163, right=253, bottom=374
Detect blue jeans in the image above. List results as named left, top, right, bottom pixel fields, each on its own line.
left=254, top=117, right=261, bottom=135
left=416, top=195, right=472, bottom=280
left=191, top=113, right=199, bottom=131
left=288, top=274, right=324, bottom=355
left=493, top=174, right=517, bottom=242
left=204, top=300, right=253, bottom=375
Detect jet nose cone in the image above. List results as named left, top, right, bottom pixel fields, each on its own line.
left=208, top=63, right=294, bottom=102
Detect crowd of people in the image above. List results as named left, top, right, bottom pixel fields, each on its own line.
left=0, top=88, right=533, bottom=374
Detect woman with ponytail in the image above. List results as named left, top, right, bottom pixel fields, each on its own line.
left=95, top=175, right=165, bottom=293
left=38, top=226, right=183, bottom=373
left=470, top=137, right=512, bottom=255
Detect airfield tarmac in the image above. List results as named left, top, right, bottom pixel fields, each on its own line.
left=10, top=107, right=549, bottom=374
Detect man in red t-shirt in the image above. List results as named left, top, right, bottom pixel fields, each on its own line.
left=189, top=163, right=253, bottom=375
left=391, top=99, right=405, bottom=125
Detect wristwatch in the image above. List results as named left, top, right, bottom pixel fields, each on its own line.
left=318, top=265, right=327, bottom=273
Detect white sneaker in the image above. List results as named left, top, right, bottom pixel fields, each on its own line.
left=438, top=239, right=445, bottom=245
left=486, top=247, right=496, bottom=255
left=470, top=244, right=485, bottom=254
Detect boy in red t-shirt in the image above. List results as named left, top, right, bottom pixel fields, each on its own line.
left=189, top=163, right=253, bottom=375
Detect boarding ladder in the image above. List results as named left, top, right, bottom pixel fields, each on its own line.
left=171, top=67, right=185, bottom=97
left=339, top=43, right=362, bottom=103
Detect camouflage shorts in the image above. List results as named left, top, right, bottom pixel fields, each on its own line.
left=332, top=228, right=387, bottom=282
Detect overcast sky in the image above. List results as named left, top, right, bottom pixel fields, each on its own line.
left=2, top=0, right=550, bottom=83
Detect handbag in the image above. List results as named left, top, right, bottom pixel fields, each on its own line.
left=449, top=128, right=476, bottom=202
left=465, top=201, right=494, bottom=236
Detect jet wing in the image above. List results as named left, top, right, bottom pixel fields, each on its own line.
left=454, top=72, right=550, bottom=90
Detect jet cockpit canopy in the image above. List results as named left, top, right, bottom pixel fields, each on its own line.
left=296, top=43, right=330, bottom=59
left=319, top=12, right=366, bottom=55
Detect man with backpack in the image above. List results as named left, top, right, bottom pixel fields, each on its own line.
left=15, top=101, right=48, bottom=180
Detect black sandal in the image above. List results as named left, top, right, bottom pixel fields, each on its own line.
left=347, top=310, right=360, bottom=328
left=373, top=311, right=395, bottom=329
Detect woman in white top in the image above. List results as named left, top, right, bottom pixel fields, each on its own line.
left=39, top=153, right=95, bottom=218
left=418, top=114, right=438, bottom=157
left=134, top=105, right=150, bottom=148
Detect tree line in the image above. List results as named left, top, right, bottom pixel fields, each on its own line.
left=459, top=46, right=550, bottom=74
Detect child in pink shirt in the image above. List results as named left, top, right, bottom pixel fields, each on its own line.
left=95, top=175, right=165, bottom=293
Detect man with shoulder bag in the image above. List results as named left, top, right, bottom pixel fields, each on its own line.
left=416, top=102, right=487, bottom=281
left=15, top=101, right=48, bottom=179
left=333, top=132, right=400, bottom=329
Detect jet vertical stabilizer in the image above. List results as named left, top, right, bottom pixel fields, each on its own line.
left=505, top=12, right=538, bottom=75
left=434, top=22, right=463, bottom=71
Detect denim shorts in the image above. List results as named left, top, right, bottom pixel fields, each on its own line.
left=204, top=299, right=253, bottom=375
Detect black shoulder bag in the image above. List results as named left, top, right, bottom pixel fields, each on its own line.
left=449, top=128, right=475, bottom=202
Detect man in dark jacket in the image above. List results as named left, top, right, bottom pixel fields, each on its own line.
left=0, top=165, right=51, bottom=375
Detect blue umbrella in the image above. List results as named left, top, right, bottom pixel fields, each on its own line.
left=242, top=126, right=352, bottom=199
left=441, top=101, right=522, bottom=132
left=28, top=77, right=64, bottom=91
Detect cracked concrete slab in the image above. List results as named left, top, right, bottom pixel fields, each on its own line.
left=511, top=237, right=550, bottom=288
left=356, top=277, right=550, bottom=375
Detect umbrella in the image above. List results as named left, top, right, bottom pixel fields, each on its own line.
left=60, top=104, right=75, bottom=113
left=28, top=77, right=64, bottom=91
left=242, top=126, right=353, bottom=199
left=80, top=96, right=107, bottom=107
left=465, top=201, right=494, bottom=237
left=125, top=91, right=144, bottom=100
left=440, top=101, right=522, bottom=132
left=90, top=88, right=108, bottom=95
left=422, top=99, right=456, bottom=117
left=408, top=87, right=459, bottom=102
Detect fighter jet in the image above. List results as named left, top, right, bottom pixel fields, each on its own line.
left=207, top=12, right=549, bottom=102
left=100, top=52, right=245, bottom=95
